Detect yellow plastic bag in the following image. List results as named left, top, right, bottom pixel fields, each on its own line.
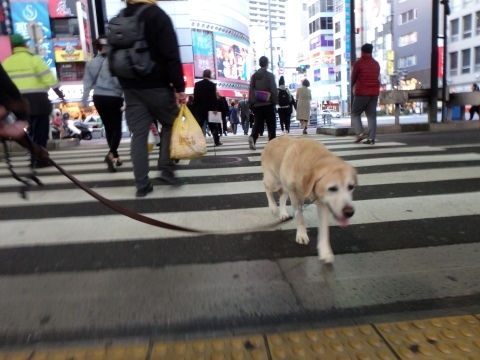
left=170, top=105, right=207, bottom=159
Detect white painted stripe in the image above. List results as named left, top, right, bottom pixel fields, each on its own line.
left=0, top=166, right=479, bottom=207
left=1, top=153, right=480, bottom=187
left=0, top=191, right=479, bottom=248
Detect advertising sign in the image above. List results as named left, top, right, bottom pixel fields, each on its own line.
left=54, top=40, right=84, bottom=62
left=182, top=63, right=194, bottom=91
left=345, top=0, right=351, bottom=61
left=215, top=34, right=249, bottom=82
left=77, top=0, right=93, bottom=61
left=10, top=0, right=51, bottom=40
left=49, top=0, right=78, bottom=18
left=27, top=38, right=56, bottom=73
left=192, top=30, right=215, bottom=78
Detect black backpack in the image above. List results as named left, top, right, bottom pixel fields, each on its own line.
left=107, top=4, right=155, bottom=80
left=278, top=88, right=290, bottom=107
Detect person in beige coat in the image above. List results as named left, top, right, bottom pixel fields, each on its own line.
left=296, top=79, right=311, bottom=134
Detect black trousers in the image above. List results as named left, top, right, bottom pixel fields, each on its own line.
left=250, top=104, right=276, bottom=143
left=93, top=95, right=124, bottom=158
left=28, top=114, right=50, bottom=149
left=278, top=107, right=291, bottom=132
left=196, top=113, right=221, bottom=145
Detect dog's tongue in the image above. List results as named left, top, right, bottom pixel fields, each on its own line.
left=335, top=217, right=350, bottom=228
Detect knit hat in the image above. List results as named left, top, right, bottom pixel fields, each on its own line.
left=10, top=34, right=27, bottom=47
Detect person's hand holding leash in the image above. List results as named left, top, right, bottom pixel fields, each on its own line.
left=0, top=106, right=28, bottom=140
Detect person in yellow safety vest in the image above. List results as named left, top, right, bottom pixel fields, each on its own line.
left=2, top=34, right=65, bottom=167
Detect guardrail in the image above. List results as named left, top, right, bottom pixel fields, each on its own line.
left=379, top=89, right=480, bottom=122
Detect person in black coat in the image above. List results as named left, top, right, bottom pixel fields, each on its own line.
left=193, top=69, right=222, bottom=145
left=216, top=91, right=229, bottom=136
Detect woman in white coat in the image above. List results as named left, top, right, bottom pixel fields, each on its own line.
left=296, top=79, right=311, bottom=134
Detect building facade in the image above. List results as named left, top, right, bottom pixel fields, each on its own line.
left=104, top=0, right=251, bottom=98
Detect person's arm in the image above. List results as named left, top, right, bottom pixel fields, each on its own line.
left=81, top=61, right=94, bottom=107
left=33, top=56, right=65, bottom=100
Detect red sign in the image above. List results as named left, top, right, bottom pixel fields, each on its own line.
left=217, top=89, right=248, bottom=98
left=182, top=64, right=194, bottom=89
left=438, top=39, right=444, bottom=78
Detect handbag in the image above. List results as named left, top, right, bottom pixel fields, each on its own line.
left=170, top=105, right=207, bottom=159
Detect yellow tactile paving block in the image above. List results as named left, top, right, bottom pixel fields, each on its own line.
left=149, top=335, right=268, bottom=360
left=376, top=315, right=480, bottom=359
left=0, top=344, right=148, bottom=360
left=267, top=325, right=396, bottom=360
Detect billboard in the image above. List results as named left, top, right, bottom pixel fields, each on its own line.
left=192, top=29, right=250, bottom=84
left=215, top=34, right=249, bottom=82
left=54, top=40, right=84, bottom=62
left=10, top=0, right=51, bottom=40
left=49, top=0, right=78, bottom=18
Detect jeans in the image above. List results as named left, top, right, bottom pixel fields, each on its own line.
left=124, top=87, right=179, bottom=189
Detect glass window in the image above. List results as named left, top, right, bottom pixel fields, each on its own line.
left=451, top=18, right=459, bottom=42
left=463, top=14, right=472, bottom=39
left=335, top=21, right=341, bottom=33
left=475, top=46, right=480, bottom=72
left=335, top=38, right=341, bottom=49
left=462, top=48, right=471, bottom=74
left=450, top=51, right=458, bottom=76
left=335, top=54, right=342, bottom=66
left=476, top=11, right=480, bottom=35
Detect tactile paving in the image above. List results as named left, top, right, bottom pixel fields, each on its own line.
left=0, top=344, right=148, bottom=360
left=149, top=335, right=268, bottom=360
left=376, top=315, right=480, bottom=359
left=266, top=325, right=396, bottom=359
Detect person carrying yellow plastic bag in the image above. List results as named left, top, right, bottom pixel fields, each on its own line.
left=170, top=104, right=207, bottom=159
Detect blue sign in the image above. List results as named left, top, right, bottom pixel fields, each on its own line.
left=10, top=1, right=52, bottom=40
left=345, top=0, right=351, bottom=61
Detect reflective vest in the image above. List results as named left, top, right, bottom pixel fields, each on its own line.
left=2, top=47, right=59, bottom=94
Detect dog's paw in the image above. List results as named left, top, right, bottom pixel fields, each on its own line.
left=295, top=233, right=310, bottom=245
left=279, top=211, right=290, bottom=220
left=269, top=204, right=278, bottom=215
left=320, top=253, right=335, bottom=264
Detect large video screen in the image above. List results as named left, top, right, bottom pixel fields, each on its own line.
left=192, top=29, right=250, bottom=84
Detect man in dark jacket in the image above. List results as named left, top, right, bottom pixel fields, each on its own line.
left=248, top=56, right=277, bottom=150
left=351, top=43, right=380, bottom=145
left=116, top=0, right=186, bottom=196
left=238, top=93, right=250, bottom=135
left=193, top=69, right=221, bottom=145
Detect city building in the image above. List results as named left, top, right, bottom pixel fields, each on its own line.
left=447, top=0, right=480, bottom=93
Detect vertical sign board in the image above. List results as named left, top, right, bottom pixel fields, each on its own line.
left=76, top=0, right=92, bottom=62
left=437, top=38, right=444, bottom=78
left=344, top=0, right=351, bottom=62
left=49, top=0, right=78, bottom=18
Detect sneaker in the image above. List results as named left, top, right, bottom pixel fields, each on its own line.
left=135, top=183, right=153, bottom=197
left=363, top=139, right=375, bottom=145
left=248, top=136, right=256, bottom=150
left=159, top=173, right=184, bottom=186
left=354, top=133, right=367, bottom=143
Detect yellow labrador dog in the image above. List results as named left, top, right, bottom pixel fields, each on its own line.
left=261, top=136, right=357, bottom=263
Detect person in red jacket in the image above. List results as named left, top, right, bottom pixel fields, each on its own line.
left=351, top=43, right=380, bottom=145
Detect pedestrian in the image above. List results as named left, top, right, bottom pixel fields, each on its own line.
left=229, top=100, right=240, bottom=134
left=193, top=69, right=221, bottom=145
left=82, top=35, right=124, bottom=173
left=216, top=91, right=229, bottom=136
left=277, top=76, right=293, bottom=134
left=351, top=43, right=380, bottom=145
left=2, top=34, right=65, bottom=167
left=296, top=79, right=311, bottom=135
left=115, top=0, right=186, bottom=197
left=0, top=62, right=29, bottom=140
left=248, top=56, right=277, bottom=150
left=51, top=109, right=65, bottom=139
left=238, top=93, right=250, bottom=135
left=468, top=83, right=479, bottom=120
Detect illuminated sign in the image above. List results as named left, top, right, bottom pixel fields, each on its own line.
left=54, top=40, right=84, bottom=62
left=10, top=0, right=51, bottom=40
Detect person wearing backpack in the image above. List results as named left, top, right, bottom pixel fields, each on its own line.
left=82, top=36, right=124, bottom=173
left=277, top=76, right=293, bottom=135
left=108, top=0, right=186, bottom=197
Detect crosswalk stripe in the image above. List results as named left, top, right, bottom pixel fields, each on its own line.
left=0, top=191, right=479, bottom=248
left=0, top=166, right=479, bottom=207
